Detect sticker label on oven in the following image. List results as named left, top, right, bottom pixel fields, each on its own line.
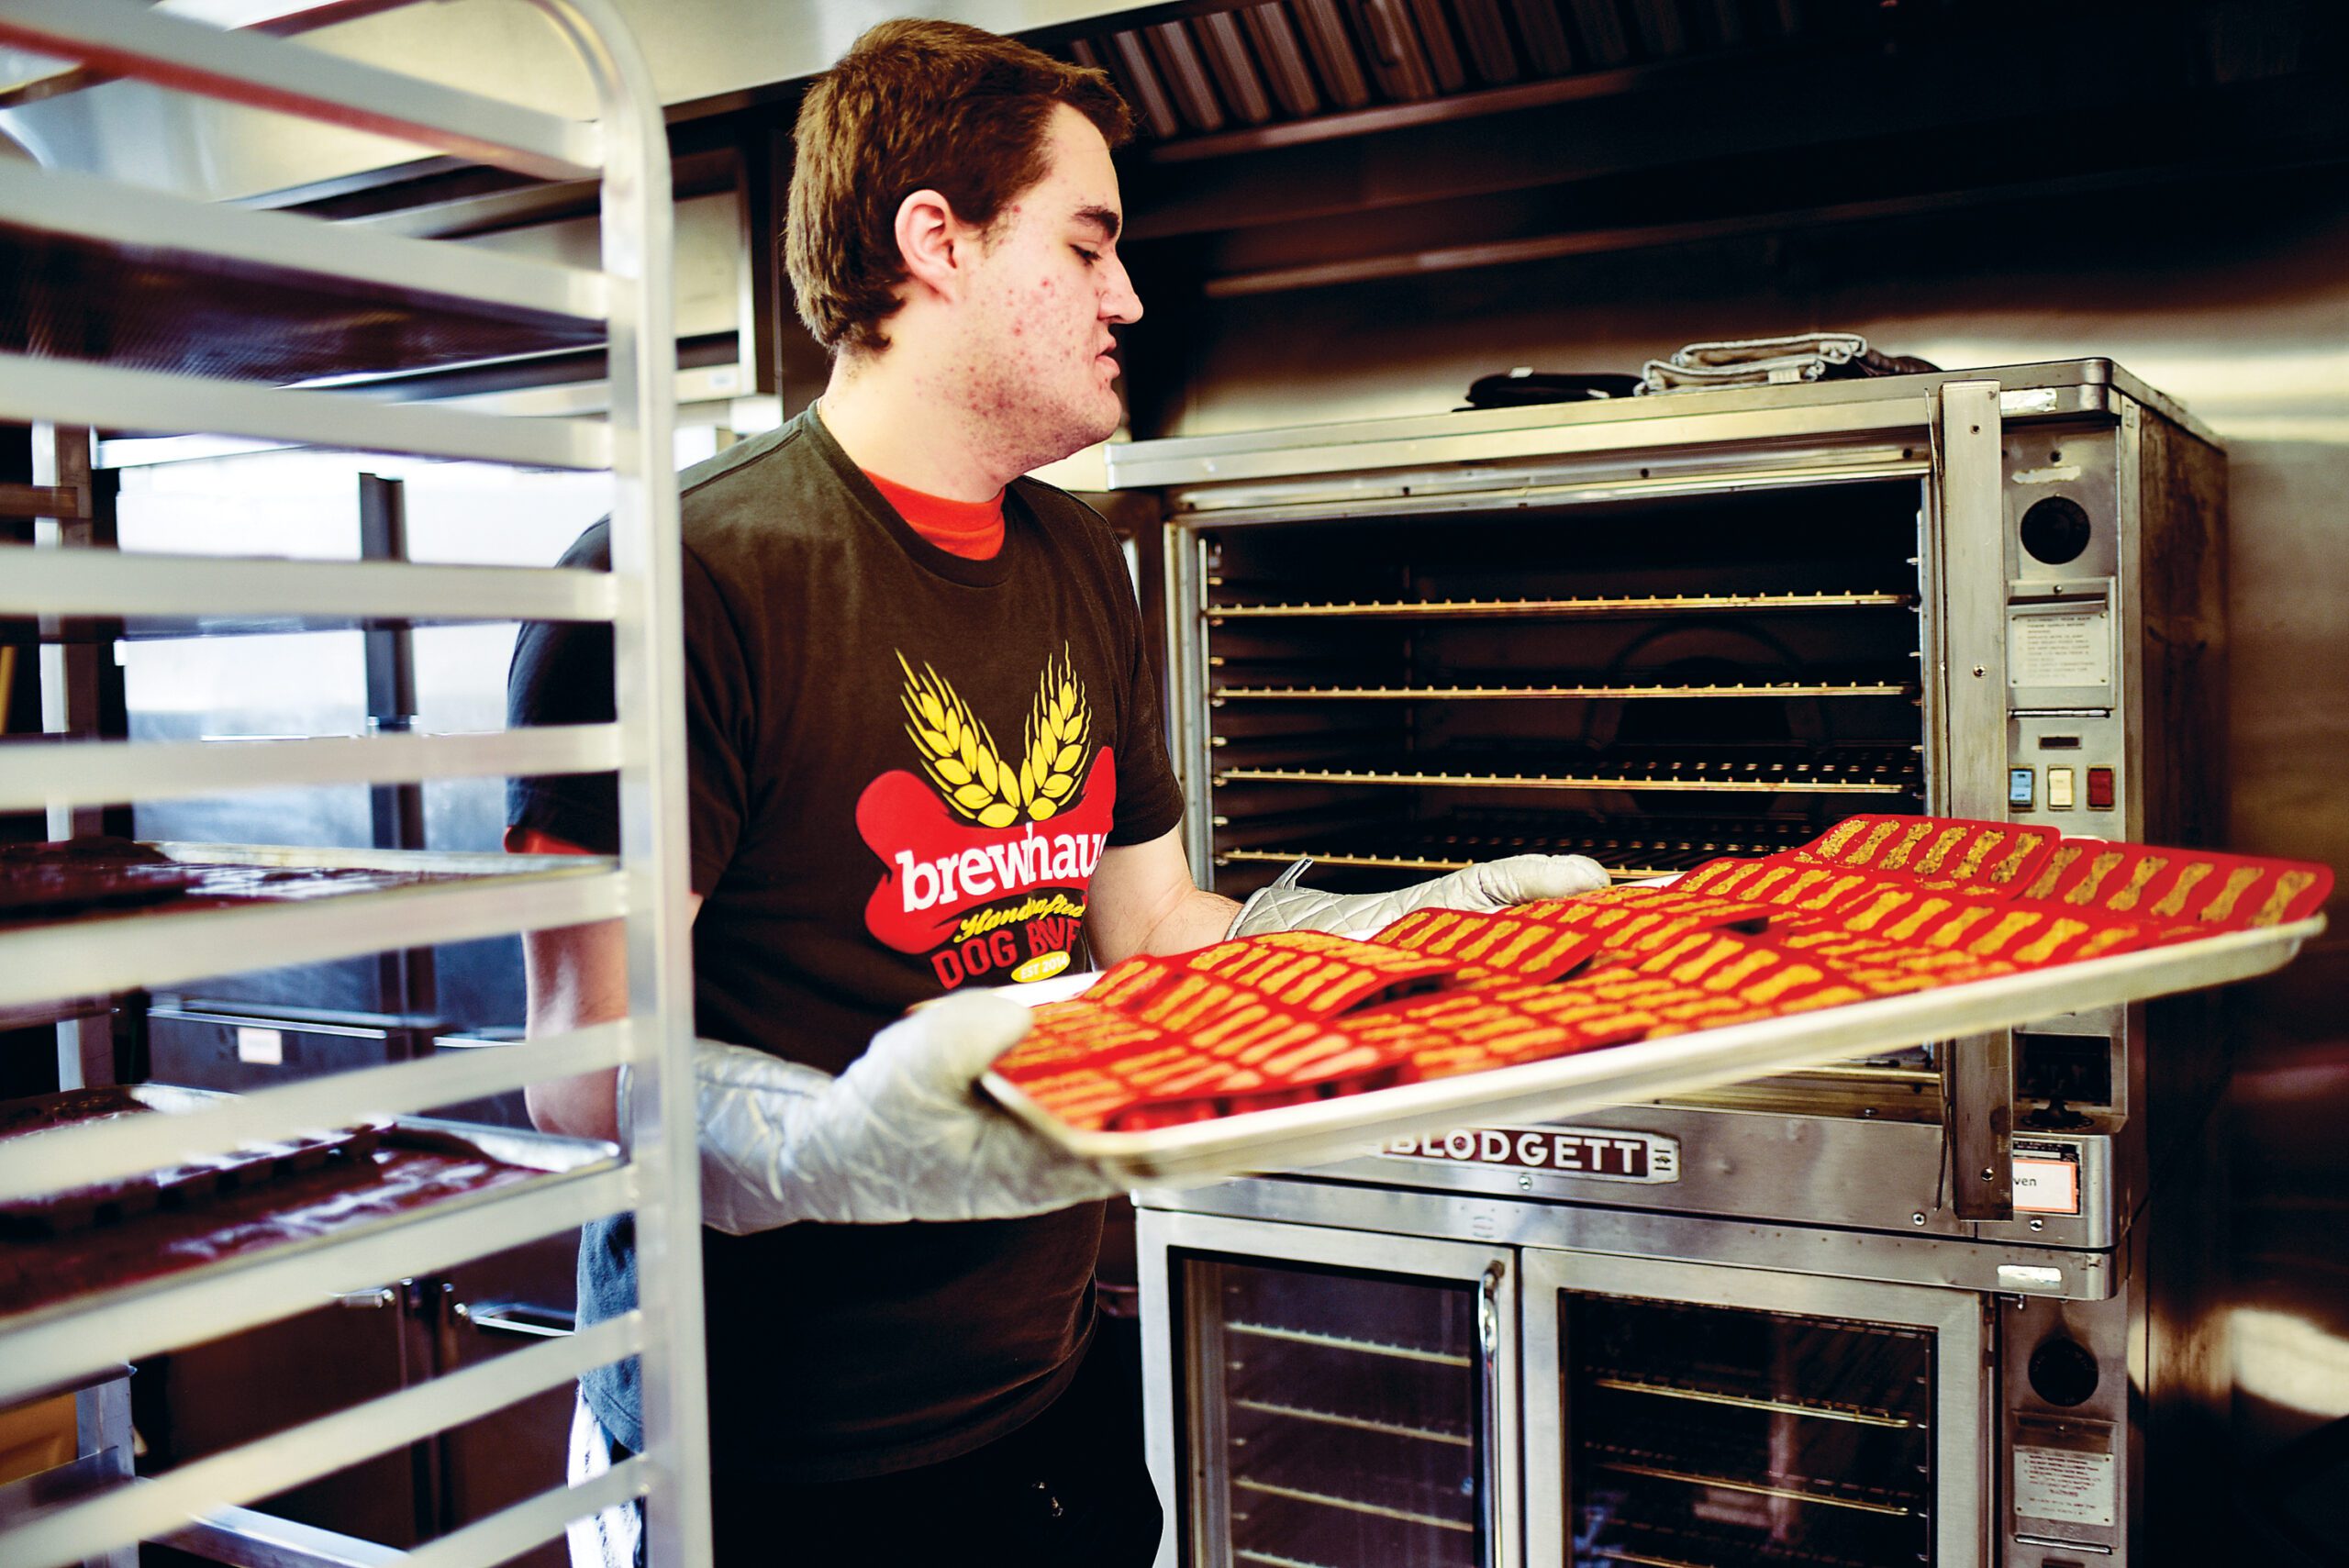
left=2009, top=608, right=2112, bottom=689
left=2014, top=1446, right=2117, bottom=1527
left=2011, top=1137, right=2083, bottom=1216
left=1382, top=1126, right=1680, bottom=1183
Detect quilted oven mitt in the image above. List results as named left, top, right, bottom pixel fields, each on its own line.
left=1228, top=854, right=1611, bottom=942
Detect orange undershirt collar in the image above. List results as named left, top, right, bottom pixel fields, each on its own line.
left=863, top=469, right=1006, bottom=561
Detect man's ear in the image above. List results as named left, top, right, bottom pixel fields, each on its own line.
left=895, top=188, right=969, bottom=301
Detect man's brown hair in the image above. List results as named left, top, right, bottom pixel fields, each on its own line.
left=787, top=20, right=1132, bottom=356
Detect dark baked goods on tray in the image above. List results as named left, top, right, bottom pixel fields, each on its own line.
left=0, top=837, right=198, bottom=918
left=0, top=837, right=468, bottom=927
left=0, top=1137, right=537, bottom=1318
left=0, top=1092, right=537, bottom=1317
left=0, top=1086, right=384, bottom=1237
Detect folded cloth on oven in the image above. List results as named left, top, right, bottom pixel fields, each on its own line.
left=1226, top=853, right=1611, bottom=942
left=692, top=992, right=1123, bottom=1232
left=1640, top=333, right=1939, bottom=393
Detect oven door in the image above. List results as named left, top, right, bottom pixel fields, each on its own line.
left=1139, top=1209, right=1521, bottom=1568
left=1521, top=1250, right=1987, bottom=1568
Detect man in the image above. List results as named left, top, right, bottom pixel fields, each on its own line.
left=507, top=20, right=1603, bottom=1566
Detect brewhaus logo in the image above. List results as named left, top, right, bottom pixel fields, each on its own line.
left=856, top=648, right=1117, bottom=988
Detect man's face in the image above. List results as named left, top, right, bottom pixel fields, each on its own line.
left=953, top=103, right=1144, bottom=470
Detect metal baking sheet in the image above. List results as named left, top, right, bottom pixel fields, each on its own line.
left=983, top=916, right=2324, bottom=1185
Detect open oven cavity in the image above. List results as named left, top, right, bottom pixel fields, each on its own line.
left=1187, top=481, right=1929, bottom=896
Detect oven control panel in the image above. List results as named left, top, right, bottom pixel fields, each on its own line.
left=2008, top=717, right=2125, bottom=832
left=2000, top=425, right=2132, bottom=837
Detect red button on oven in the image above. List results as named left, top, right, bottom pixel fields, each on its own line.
left=2086, top=766, right=2115, bottom=810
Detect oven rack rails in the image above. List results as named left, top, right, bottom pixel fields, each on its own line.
left=1211, top=812, right=1829, bottom=881
left=0, top=4, right=710, bottom=1567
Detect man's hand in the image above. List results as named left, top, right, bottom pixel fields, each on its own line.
left=1227, top=853, right=1610, bottom=941
left=696, top=991, right=1124, bottom=1232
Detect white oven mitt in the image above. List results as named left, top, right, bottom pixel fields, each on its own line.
left=1227, top=853, right=1610, bottom=941
left=691, top=991, right=1123, bottom=1233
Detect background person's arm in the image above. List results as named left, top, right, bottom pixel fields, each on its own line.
left=520, top=895, right=703, bottom=1144
left=1085, top=827, right=1239, bottom=965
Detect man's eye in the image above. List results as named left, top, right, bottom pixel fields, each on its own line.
left=1073, top=247, right=1100, bottom=265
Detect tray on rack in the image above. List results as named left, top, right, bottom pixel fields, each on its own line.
left=0, top=1085, right=387, bottom=1237
left=985, top=822, right=2331, bottom=1185
left=0, top=1087, right=615, bottom=1327
left=0, top=839, right=596, bottom=926
left=0, top=840, right=614, bottom=1020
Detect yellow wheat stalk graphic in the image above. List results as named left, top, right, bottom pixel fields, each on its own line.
left=897, top=649, right=1093, bottom=828
left=1019, top=647, right=1092, bottom=821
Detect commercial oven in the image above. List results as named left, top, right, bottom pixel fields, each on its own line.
left=1111, top=361, right=2231, bottom=1567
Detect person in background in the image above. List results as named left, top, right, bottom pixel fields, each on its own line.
left=506, top=19, right=1606, bottom=1566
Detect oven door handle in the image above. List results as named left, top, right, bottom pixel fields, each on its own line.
left=451, top=1299, right=576, bottom=1339
left=1475, top=1258, right=1506, bottom=1568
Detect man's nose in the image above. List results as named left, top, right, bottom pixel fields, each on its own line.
left=1100, top=252, right=1143, bottom=326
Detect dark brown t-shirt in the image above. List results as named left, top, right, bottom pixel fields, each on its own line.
left=507, top=406, right=1185, bottom=1479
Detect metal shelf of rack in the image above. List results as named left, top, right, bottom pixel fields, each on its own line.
left=0, top=160, right=607, bottom=385
left=0, top=1, right=711, bottom=1563
left=0, top=548, right=618, bottom=633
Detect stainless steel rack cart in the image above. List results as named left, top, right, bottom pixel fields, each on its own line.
left=0, top=3, right=710, bottom=1564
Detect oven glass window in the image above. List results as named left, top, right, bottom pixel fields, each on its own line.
left=1564, top=1293, right=1934, bottom=1567
left=1183, top=1255, right=1486, bottom=1568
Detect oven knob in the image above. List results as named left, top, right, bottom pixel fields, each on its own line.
left=2019, top=495, right=2093, bottom=565
left=2028, top=1336, right=2100, bottom=1407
